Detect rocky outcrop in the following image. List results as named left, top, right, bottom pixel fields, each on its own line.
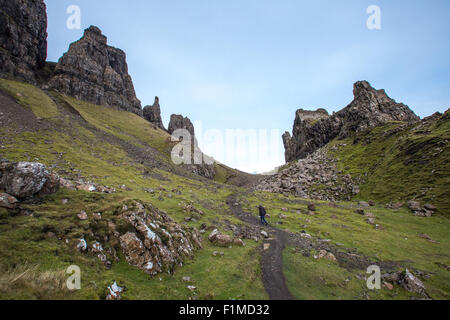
left=168, top=114, right=216, bottom=179
left=0, top=0, right=48, bottom=83
left=143, top=96, right=165, bottom=130
left=0, top=161, right=59, bottom=199
left=255, top=146, right=360, bottom=201
left=117, top=200, right=202, bottom=276
left=168, top=114, right=195, bottom=137
left=48, top=26, right=142, bottom=116
left=283, top=81, right=420, bottom=162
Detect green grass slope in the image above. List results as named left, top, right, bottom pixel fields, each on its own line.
left=0, top=78, right=267, bottom=300
left=328, top=114, right=450, bottom=213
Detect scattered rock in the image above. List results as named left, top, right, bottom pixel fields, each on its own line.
left=359, top=201, right=370, bottom=208
left=307, top=204, right=316, bottom=211
left=399, top=269, right=428, bottom=298
left=106, top=281, right=124, bottom=300
left=77, top=211, right=88, bottom=220
left=212, top=251, right=224, bottom=257
left=418, top=233, right=439, bottom=244
left=233, top=239, right=245, bottom=247
left=387, top=202, right=403, bottom=210
left=383, top=282, right=393, bottom=290
left=263, top=243, right=271, bottom=251
left=318, top=250, right=336, bottom=261
left=261, top=230, right=269, bottom=238
left=0, top=193, right=18, bottom=209
left=423, top=204, right=437, bottom=212
left=76, top=238, right=87, bottom=252
left=279, top=214, right=287, bottom=219
left=407, top=200, right=422, bottom=212
left=182, top=276, right=192, bottom=282
left=366, top=218, right=376, bottom=225
left=355, top=209, right=365, bottom=215
left=118, top=200, right=202, bottom=276
left=364, top=212, right=376, bottom=218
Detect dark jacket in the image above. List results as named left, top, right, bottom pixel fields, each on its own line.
left=258, top=206, right=266, bottom=217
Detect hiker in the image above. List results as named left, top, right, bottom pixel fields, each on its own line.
left=258, top=205, right=269, bottom=225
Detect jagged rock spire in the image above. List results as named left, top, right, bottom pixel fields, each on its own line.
left=143, top=96, right=166, bottom=131
left=48, top=26, right=142, bottom=116
left=283, top=81, right=419, bottom=162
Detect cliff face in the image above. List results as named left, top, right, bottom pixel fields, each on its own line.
left=48, top=26, right=142, bottom=116
left=143, top=96, right=165, bottom=131
left=0, top=0, right=47, bottom=83
left=283, top=81, right=420, bottom=162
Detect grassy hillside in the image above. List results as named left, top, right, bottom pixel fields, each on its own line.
left=0, top=78, right=267, bottom=300
left=0, top=78, right=448, bottom=300
left=328, top=113, right=450, bottom=212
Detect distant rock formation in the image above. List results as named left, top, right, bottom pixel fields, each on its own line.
left=168, top=114, right=195, bottom=137
left=0, top=0, right=48, bottom=83
left=143, top=96, right=165, bottom=130
left=48, top=26, right=142, bottom=116
left=283, top=81, right=420, bottom=162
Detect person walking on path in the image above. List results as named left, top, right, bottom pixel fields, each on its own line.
left=258, top=205, right=269, bottom=225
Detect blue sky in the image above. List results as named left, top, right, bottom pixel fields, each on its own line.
left=45, top=0, right=450, bottom=173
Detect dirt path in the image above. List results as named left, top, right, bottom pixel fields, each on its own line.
left=226, top=194, right=295, bottom=300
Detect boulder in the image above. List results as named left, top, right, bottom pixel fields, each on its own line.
left=39, top=172, right=60, bottom=196
left=106, top=281, right=124, bottom=300
left=212, top=234, right=233, bottom=247
left=118, top=200, right=202, bottom=276
left=398, top=269, right=427, bottom=297
left=77, top=211, right=88, bottom=220
left=307, top=204, right=316, bottom=211
left=0, top=162, right=57, bottom=199
left=423, top=204, right=437, bottom=212
left=0, top=193, right=18, bottom=209
left=407, top=201, right=422, bottom=212
left=359, top=201, right=370, bottom=208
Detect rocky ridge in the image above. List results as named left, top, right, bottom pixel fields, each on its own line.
left=283, top=81, right=420, bottom=162
left=48, top=26, right=142, bottom=116
left=0, top=0, right=47, bottom=83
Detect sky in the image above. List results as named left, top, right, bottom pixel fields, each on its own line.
left=45, top=0, right=450, bottom=173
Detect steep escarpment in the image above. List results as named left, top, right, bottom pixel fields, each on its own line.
left=48, top=26, right=142, bottom=116
left=283, top=81, right=419, bottom=162
left=0, top=0, right=47, bottom=83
